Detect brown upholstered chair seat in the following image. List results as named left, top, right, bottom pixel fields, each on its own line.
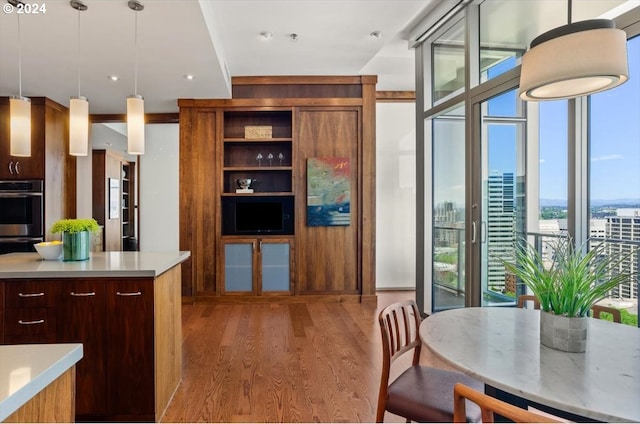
left=386, top=365, right=483, bottom=422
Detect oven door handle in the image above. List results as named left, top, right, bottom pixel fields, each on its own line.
left=0, top=192, right=43, bottom=197
left=0, top=237, right=44, bottom=243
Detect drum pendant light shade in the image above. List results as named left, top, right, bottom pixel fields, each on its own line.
left=69, top=96, right=89, bottom=156
left=10, top=96, right=31, bottom=157
left=127, top=95, right=145, bottom=155
left=519, top=19, right=628, bottom=101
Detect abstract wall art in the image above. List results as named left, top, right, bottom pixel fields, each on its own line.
left=307, top=157, right=351, bottom=226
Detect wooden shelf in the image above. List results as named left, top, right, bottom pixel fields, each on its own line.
left=221, top=192, right=293, bottom=197
left=224, top=137, right=292, bottom=143
left=223, top=166, right=292, bottom=172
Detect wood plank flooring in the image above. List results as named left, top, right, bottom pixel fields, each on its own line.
left=161, top=291, right=454, bottom=423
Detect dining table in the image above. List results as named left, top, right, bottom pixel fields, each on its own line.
left=419, top=307, right=640, bottom=422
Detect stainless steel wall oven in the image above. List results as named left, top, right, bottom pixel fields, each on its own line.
left=0, top=180, right=44, bottom=254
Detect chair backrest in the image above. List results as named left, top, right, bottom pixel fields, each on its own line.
left=591, top=304, right=622, bottom=323
left=516, top=295, right=540, bottom=310
left=376, top=300, right=422, bottom=421
left=453, top=383, right=560, bottom=423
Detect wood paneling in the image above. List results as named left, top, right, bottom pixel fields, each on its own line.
left=154, top=265, right=183, bottom=421
left=4, top=366, right=76, bottom=423
left=295, top=108, right=360, bottom=294
left=376, top=91, right=416, bottom=102
left=179, top=109, right=217, bottom=295
left=361, top=79, right=377, bottom=297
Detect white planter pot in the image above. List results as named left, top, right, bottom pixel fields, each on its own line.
left=539, top=310, right=587, bottom=353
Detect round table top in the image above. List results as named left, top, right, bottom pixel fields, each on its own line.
left=419, top=307, right=640, bottom=423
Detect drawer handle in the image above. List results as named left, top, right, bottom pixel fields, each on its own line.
left=18, top=319, right=45, bottom=325
left=116, top=291, right=142, bottom=296
left=70, top=291, right=96, bottom=297
left=18, top=292, right=45, bottom=298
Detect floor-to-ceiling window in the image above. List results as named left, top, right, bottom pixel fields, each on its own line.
left=588, top=36, right=640, bottom=313
left=413, top=1, right=640, bottom=316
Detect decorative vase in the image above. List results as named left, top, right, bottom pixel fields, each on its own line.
left=539, top=310, right=587, bottom=353
left=62, top=231, right=91, bottom=261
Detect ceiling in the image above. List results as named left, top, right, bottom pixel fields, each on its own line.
left=0, top=0, right=438, bottom=114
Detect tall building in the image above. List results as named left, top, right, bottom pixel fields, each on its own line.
left=605, top=209, right=640, bottom=299
left=486, top=172, right=516, bottom=292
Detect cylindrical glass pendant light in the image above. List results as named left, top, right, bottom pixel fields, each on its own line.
left=10, top=11, right=31, bottom=157
left=127, top=0, right=145, bottom=155
left=10, top=96, right=31, bottom=157
left=69, top=0, right=89, bottom=156
left=69, top=96, right=89, bottom=156
left=127, top=95, right=145, bottom=154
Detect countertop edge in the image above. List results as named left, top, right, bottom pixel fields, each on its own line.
left=0, top=343, right=83, bottom=422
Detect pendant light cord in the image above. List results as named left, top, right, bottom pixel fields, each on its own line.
left=567, top=0, right=572, bottom=24
left=17, top=13, right=22, bottom=97
left=77, top=10, right=81, bottom=97
left=134, top=9, right=138, bottom=96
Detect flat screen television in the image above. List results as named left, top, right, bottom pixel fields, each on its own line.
left=222, top=196, right=294, bottom=235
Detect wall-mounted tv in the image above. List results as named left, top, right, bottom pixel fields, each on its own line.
left=222, top=196, right=294, bottom=235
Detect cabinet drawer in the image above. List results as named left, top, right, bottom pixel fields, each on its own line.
left=4, top=308, right=56, bottom=337
left=5, top=282, right=58, bottom=308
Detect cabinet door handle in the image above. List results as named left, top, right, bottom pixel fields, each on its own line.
left=18, top=292, right=45, bottom=297
left=8, top=161, right=14, bottom=175
left=15, top=161, right=20, bottom=174
left=70, top=291, right=96, bottom=297
left=18, top=319, right=45, bottom=325
left=116, top=291, right=142, bottom=296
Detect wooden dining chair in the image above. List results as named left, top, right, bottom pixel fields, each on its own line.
left=591, top=304, right=622, bottom=323
left=453, top=383, right=561, bottom=423
left=516, top=295, right=540, bottom=310
left=376, top=300, right=483, bottom=422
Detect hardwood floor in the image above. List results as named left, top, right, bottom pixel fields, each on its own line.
left=161, top=291, right=453, bottom=423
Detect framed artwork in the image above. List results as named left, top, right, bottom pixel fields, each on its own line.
left=306, top=157, right=350, bottom=226
left=108, top=178, right=120, bottom=219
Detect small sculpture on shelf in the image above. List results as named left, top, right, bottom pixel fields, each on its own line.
left=235, top=178, right=256, bottom=193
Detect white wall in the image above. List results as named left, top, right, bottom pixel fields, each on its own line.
left=139, top=124, right=179, bottom=252
left=78, top=123, right=179, bottom=252
left=376, top=102, right=416, bottom=289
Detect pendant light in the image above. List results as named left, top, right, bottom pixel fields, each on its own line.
left=519, top=0, right=628, bottom=101
left=127, top=0, right=145, bottom=155
left=69, top=0, right=89, bottom=156
left=9, top=1, right=31, bottom=157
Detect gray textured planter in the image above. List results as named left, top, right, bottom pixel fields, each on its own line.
left=540, top=310, right=587, bottom=353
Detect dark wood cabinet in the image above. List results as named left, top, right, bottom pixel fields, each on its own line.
left=58, top=281, right=108, bottom=417
left=3, top=280, right=59, bottom=344
left=105, top=280, right=154, bottom=419
left=0, top=100, right=44, bottom=180
left=0, top=272, right=179, bottom=422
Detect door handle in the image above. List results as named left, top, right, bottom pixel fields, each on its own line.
left=15, top=161, right=20, bottom=174
left=8, top=161, right=13, bottom=175
left=471, top=221, right=477, bottom=244
left=19, top=319, right=45, bottom=325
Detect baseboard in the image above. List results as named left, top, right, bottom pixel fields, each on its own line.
left=187, top=294, right=375, bottom=304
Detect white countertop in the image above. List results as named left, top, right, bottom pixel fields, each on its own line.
left=0, top=251, right=190, bottom=279
left=419, top=307, right=640, bottom=422
left=0, top=343, right=83, bottom=421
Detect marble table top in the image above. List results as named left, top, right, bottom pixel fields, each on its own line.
left=419, top=307, right=640, bottom=422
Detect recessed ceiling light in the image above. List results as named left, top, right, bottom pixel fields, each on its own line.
left=289, top=33, right=298, bottom=42
left=260, top=31, right=272, bottom=39
left=108, top=75, right=119, bottom=81
left=184, top=74, right=195, bottom=80
left=370, top=31, right=382, bottom=39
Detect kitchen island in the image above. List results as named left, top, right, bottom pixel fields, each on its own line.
left=0, top=251, right=190, bottom=422
left=0, top=343, right=82, bottom=422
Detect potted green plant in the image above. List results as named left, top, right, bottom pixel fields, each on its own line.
left=50, top=218, right=100, bottom=261
left=502, top=237, right=636, bottom=352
